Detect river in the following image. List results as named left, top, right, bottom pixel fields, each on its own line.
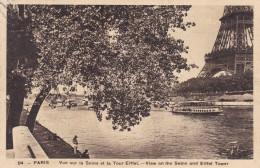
left=37, top=104, right=253, bottom=159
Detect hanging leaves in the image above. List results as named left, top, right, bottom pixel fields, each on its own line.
left=9, top=5, right=196, bottom=131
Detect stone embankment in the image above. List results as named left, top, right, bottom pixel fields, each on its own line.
left=17, top=109, right=81, bottom=158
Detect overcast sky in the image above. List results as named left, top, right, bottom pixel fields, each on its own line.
left=174, top=5, right=224, bottom=81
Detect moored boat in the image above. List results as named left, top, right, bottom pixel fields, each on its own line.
left=171, top=101, right=223, bottom=115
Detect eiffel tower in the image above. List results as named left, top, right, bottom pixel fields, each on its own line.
left=198, top=6, right=253, bottom=77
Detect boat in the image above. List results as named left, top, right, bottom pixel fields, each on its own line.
left=170, top=101, right=223, bottom=114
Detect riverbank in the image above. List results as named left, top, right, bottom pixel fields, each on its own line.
left=170, top=93, right=253, bottom=105
left=20, top=109, right=81, bottom=158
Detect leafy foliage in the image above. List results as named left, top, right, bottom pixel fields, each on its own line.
left=7, top=5, right=39, bottom=95
left=175, top=71, right=253, bottom=94
left=8, top=5, right=195, bottom=131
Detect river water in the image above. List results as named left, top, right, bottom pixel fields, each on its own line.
left=37, top=104, right=253, bottom=159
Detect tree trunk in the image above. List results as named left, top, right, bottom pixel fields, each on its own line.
left=6, top=74, right=26, bottom=149
left=26, top=86, right=51, bottom=133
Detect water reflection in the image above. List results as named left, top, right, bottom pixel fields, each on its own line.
left=37, top=105, right=253, bottom=159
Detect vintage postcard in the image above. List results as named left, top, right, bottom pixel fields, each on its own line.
left=0, top=0, right=259, bottom=168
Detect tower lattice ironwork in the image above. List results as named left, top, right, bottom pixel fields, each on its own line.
left=198, top=6, right=253, bottom=77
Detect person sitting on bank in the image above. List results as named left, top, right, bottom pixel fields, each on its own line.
left=73, top=135, right=78, bottom=154
left=81, top=149, right=90, bottom=159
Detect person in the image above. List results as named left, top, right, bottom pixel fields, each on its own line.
left=73, top=135, right=78, bottom=154
left=81, top=149, right=90, bottom=159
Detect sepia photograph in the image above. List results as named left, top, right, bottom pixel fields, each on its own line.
left=2, top=1, right=258, bottom=166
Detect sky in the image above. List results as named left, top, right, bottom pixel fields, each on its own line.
left=174, top=5, right=224, bottom=81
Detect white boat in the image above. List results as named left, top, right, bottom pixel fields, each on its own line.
left=171, top=101, right=223, bottom=115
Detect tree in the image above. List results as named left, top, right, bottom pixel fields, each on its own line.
left=6, top=5, right=39, bottom=149
left=7, top=5, right=195, bottom=133
left=175, top=71, right=253, bottom=95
